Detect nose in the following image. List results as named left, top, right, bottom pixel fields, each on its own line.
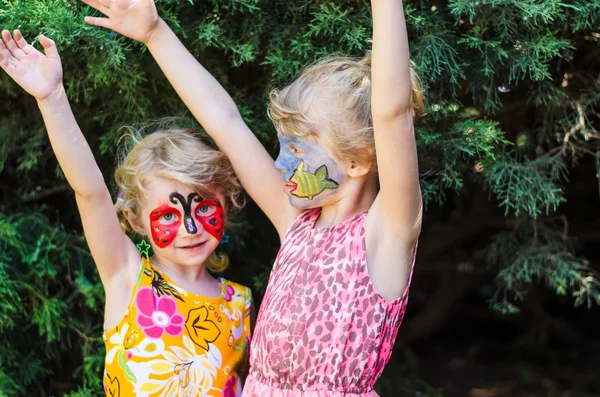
left=184, top=216, right=197, bottom=234
left=274, top=153, right=287, bottom=172
left=274, top=148, right=298, bottom=180
left=181, top=215, right=205, bottom=235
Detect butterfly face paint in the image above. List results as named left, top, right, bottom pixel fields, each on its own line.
left=169, top=192, right=202, bottom=234
left=193, top=199, right=224, bottom=241
left=150, top=205, right=182, bottom=248
left=149, top=192, right=225, bottom=248
left=274, top=133, right=344, bottom=208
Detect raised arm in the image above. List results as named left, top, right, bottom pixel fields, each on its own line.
left=79, top=0, right=296, bottom=235
left=0, top=30, right=139, bottom=286
left=364, top=0, right=422, bottom=300
left=370, top=0, right=422, bottom=240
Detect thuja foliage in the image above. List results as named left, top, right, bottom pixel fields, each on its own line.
left=0, top=211, right=104, bottom=396
left=0, top=0, right=599, bottom=395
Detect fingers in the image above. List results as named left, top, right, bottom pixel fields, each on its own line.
left=0, top=38, right=7, bottom=64
left=38, top=35, right=61, bottom=61
left=79, top=0, right=111, bottom=15
left=1, top=29, right=27, bottom=60
left=0, top=34, right=8, bottom=62
left=13, top=30, right=35, bottom=55
left=1, top=30, right=14, bottom=52
left=0, top=40, right=15, bottom=75
left=84, top=16, right=113, bottom=30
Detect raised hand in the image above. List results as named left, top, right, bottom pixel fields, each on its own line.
left=0, top=30, right=63, bottom=101
left=80, top=0, right=160, bottom=44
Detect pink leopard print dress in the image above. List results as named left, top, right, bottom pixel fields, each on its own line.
left=243, top=209, right=416, bottom=397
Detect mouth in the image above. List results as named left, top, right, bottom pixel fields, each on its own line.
left=284, top=181, right=297, bottom=193
left=178, top=241, right=207, bottom=251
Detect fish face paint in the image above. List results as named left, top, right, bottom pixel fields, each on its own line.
left=289, top=161, right=339, bottom=200
left=149, top=193, right=225, bottom=249
left=274, top=133, right=344, bottom=208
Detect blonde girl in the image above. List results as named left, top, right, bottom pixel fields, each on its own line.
left=0, top=30, right=252, bottom=397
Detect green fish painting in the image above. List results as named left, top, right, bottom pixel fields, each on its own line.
left=289, top=161, right=339, bottom=200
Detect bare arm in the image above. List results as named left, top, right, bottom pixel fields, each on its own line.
left=145, top=21, right=296, bottom=235
left=79, top=0, right=296, bottom=236
left=370, top=0, right=422, bottom=240
left=0, top=30, right=139, bottom=287
left=365, top=0, right=422, bottom=300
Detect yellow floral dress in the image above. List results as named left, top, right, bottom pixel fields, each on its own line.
left=103, top=257, right=252, bottom=397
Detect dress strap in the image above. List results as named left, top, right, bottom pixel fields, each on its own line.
left=280, top=209, right=319, bottom=240
left=125, top=257, right=148, bottom=313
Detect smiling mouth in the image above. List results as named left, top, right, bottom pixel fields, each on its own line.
left=178, top=241, right=207, bottom=250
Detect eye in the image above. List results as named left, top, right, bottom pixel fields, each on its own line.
left=160, top=212, right=179, bottom=225
left=289, top=145, right=303, bottom=156
left=196, top=204, right=217, bottom=217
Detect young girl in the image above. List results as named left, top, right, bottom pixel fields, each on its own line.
left=80, top=0, right=423, bottom=395
left=0, top=30, right=252, bottom=396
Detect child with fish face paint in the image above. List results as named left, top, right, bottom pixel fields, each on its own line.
left=79, top=0, right=425, bottom=395
left=0, top=29, right=253, bottom=396
left=274, top=133, right=345, bottom=209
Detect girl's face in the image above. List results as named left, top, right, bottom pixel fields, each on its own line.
left=138, top=177, right=225, bottom=266
left=274, top=132, right=346, bottom=209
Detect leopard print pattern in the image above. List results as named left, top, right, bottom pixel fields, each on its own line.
left=247, top=209, right=416, bottom=395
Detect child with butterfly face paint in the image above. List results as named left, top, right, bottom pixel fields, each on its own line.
left=78, top=0, right=424, bottom=395
left=0, top=30, right=253, bottom=397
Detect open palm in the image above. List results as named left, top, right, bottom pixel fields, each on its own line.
left=0, top=30, right=62, bottom=100
left=80, top=0, right=159, bottom=43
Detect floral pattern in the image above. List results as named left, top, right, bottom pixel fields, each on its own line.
left=135, top=287, right=185, bottom=339
left=103, top=258, right=252, bottom=397
left=222, top=374, right=239, bottom=397
left=224, top=285, right=235, bottom=302
left=185, top=306, right=221, bottom=350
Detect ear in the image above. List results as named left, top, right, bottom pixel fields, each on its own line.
left=347, top=161, right=370, bottom=178
left=123, top=208, right=146, bottom=236
left=346, top=146, right=374, bottom=178
left=347, top=158, right=372, bottom=178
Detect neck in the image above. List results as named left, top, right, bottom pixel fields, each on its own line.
left=314, top=172, right=378, bottom=228
left=151, top=254, right=214, bottom=285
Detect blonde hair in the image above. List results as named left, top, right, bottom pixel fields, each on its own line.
left=114, top=127, right=243, bottom=273
left=267, top=53, right=424, bottom=171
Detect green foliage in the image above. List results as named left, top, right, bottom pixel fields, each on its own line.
left=487, top=218, right=600, bottom=314
left=0, top=211, right=103, bottom=396
left=0, top=0, right=598, bottom=394
left=483, top=155, right=568, bottom=218
left=418, top=115, right=509, bottom=207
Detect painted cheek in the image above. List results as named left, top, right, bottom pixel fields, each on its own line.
left=149, top=206, right=182, bottom=248
left=194, top=200, right=225, bottom=241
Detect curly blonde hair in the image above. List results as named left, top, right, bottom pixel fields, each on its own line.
left=268, top=54, right=424, bottom=171
left=114, top=127, right=243, bottom=273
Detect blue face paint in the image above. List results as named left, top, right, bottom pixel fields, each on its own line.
left=274, top=133, right=344, bottom=208
left=274, top=134, right=299, bottom=181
